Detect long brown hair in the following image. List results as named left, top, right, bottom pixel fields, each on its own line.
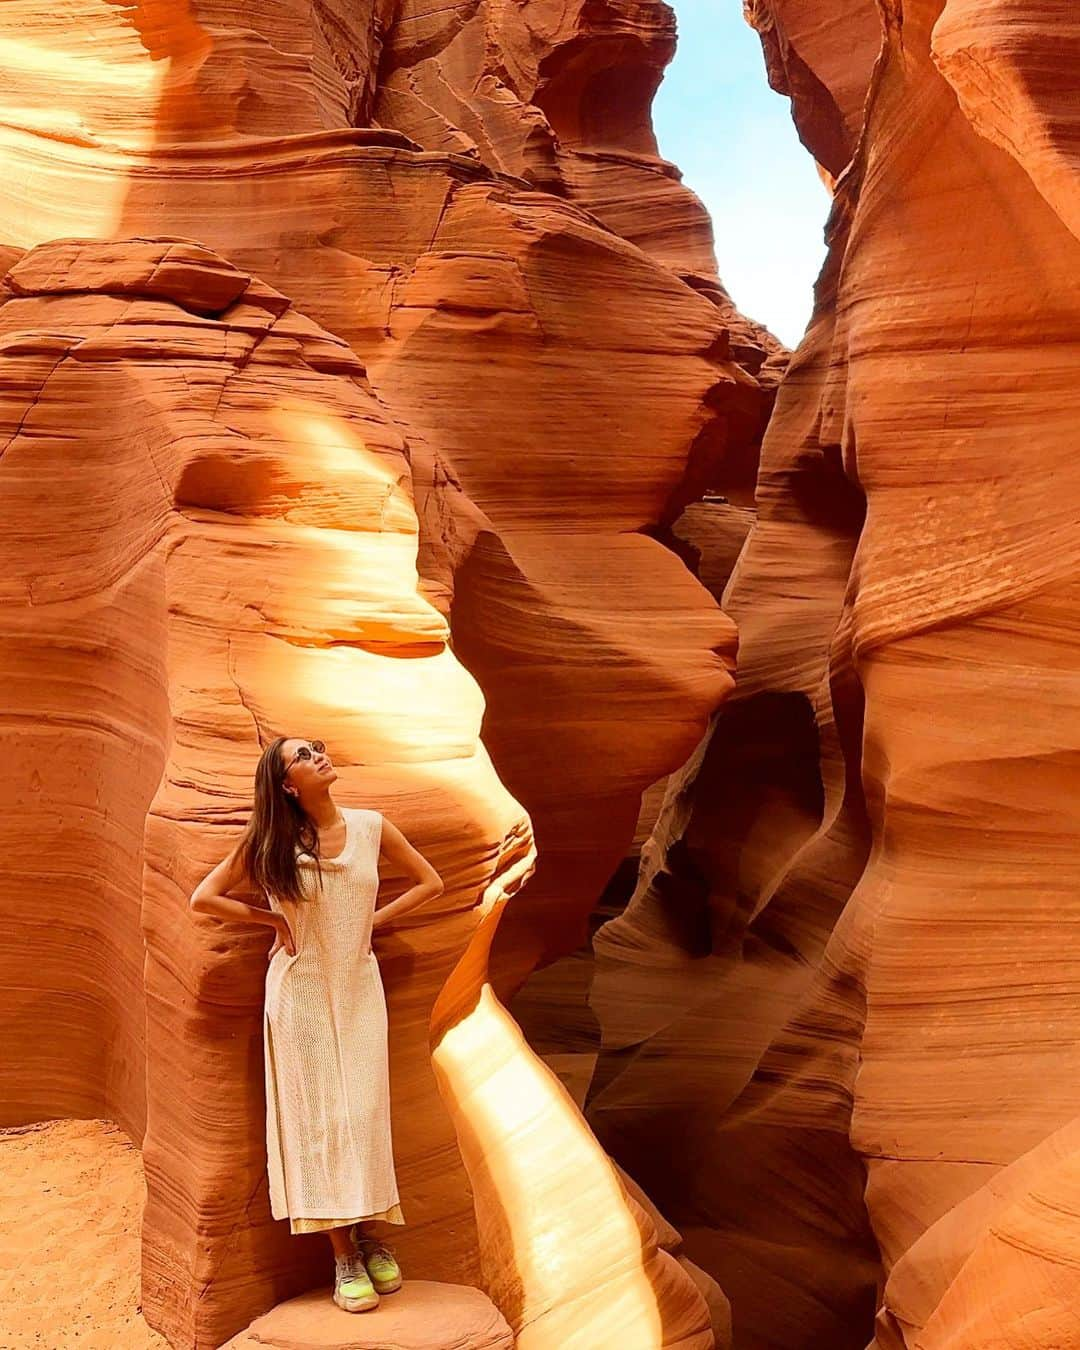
left=237, top=736, right=325, bottom=904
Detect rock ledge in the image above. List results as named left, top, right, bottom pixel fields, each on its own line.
left=223, top=1279, right=514, bottom=1349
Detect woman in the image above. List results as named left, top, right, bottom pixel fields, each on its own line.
left=189, top=736, right=445, bottom=1313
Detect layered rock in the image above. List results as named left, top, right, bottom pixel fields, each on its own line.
left=874, top=1119, right=1080, bottom=1348
left=0, top=3, right=778, bottom=1347
left=0, top=232, right=732, bottom=1347
left=372, top=0, right=720, bottom=280
left=742, top=0, right=882, bottom=179
left=588, top=1, right=1080, bottom=1347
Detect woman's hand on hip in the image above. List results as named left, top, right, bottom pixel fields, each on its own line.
left=268, top=913, right=297, bottom=958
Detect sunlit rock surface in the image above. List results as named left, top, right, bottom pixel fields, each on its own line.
left=222, top=1281, right=514, bottom=1349
left=742, top=0, right=881, bottom=178
left=373, top=0, right=719, bottom=277
left=588, top=1, right=1080, bottom=1348
left=0, top=233, right=731, bottom=1348
left=0, top=3, right=780, bottom=1347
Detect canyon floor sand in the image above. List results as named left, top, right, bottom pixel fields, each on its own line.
left=0, top=1118, right=166, bottom=1349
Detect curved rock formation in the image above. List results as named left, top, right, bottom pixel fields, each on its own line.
left=742, top=0, right=881, bottom=178
left=588, top=1, right=1080, bottom=1347
left=875, top=1118, right=1080, bottom=1348
left=0, top=3, right=778, bottom=1347
left=0, top=232, right=734, bottom=1347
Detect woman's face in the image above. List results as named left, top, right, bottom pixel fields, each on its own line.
left=279, top=737, right=337, bottom=799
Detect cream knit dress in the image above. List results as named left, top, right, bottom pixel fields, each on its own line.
left=263, top=806, right=404, bottom=1235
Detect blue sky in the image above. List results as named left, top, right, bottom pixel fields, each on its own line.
left=653, top=0, right=830, bottom=347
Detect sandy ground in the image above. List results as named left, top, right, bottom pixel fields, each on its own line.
left=0, top=1118, right=168, bottom=1350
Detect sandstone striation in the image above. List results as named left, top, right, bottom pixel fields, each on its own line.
left=587, top=1, right=1080, bottom=1348
left=0, top=3, right=778, bottom=1347
left=742, top=0, right=881, bottom=179
left=372, top=0, right=720, bottom=279
left=0, top=233, right=734, bottom=1347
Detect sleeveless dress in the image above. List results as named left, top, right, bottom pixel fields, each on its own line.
left=262, top=806, right=404, bottom=1235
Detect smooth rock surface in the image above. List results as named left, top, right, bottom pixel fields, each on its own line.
left=0, top=234, right=727, bottom=1349
left=587, top=2, right=1080, bottom=1348
left=743, top=0, right=881, bottom=177
left=0, top=2, right=777, bottom=1343
left=224, top=1281, right=513, bottom=1349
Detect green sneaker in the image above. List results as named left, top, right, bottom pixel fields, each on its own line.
left=333, top=1252, right=379, bottom=1312
left=353, top=1235, right=402, bottom=1294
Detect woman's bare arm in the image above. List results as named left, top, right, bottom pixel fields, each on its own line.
left=372, top=816, right=444, bottom=930
left=189, top=846, right=291, bottom=949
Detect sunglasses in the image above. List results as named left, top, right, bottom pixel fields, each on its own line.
left=282, top=739, right=326, bottom=774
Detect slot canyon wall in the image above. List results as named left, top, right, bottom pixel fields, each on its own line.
left=582, top=1, right=1080, bottom=1349
left=4, top=2, right=1074, bottom=1349
left=0, top=2, right=780, bottom=1348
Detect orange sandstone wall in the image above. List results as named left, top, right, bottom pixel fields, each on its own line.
left=0, top=3, right=778, bottom=1347
left=589, top=1, right=1080, bottom=1348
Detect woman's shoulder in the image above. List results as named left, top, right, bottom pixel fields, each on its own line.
left=349, top=806, right=384, bottom=847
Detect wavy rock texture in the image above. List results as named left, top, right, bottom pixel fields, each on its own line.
left=373, top=0, right=718, bottom=281
left=587, top=1, right=1080, bottom=1348
left=742, top=0, right=881, bottom=178
left=874, top=1118, right=1080, bottom=1348
left=0, top=236, right=516, bottom=1337
left=0, top=3, right=780, bottom=1348
left=0, top=234, right=724, bottom=1350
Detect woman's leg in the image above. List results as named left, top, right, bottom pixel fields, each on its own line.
left=326, top=1223, right=355, bottom=1258
left=329, top=1222, right=381, bottom=1312
left=351, top=1221, right=402, bottom=1292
